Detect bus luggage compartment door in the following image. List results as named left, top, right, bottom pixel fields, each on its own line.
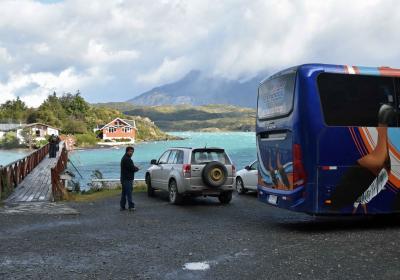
left=317, top=164, right=394, bottom=214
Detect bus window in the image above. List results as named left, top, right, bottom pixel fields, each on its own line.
left=317, top=73, right=398, bottom=127
left=257, top=73, right=296, bottom=120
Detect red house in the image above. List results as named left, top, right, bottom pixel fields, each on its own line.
left=100, top=118, right=137, bottom=142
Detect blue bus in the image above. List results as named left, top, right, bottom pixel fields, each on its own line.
left=256, top=63, right=400, bottom=215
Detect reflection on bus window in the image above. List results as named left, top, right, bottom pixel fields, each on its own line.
left=258, top=73, right=296, bottom=120
left=318, top=73, right=398, bottom=127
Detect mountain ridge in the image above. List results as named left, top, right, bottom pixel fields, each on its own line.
left=127, top=70, right=266, bottom=108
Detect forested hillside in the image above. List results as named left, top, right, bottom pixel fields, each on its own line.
left=0, top=92, right=174, bottom=147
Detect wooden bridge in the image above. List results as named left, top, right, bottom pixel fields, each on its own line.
left=0, top=142, right=68, bottom=203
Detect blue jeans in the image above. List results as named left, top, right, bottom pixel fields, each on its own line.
left=120, top=180, right=134, bottom=209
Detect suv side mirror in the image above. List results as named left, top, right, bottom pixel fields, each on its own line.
left=245, top=165, right=250, bottom=170
left=150, top=159, right=158, bottom=165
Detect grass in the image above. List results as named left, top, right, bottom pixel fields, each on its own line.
left=67, top=181, right=147, bottom=202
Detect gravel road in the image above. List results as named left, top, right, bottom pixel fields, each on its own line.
left=1, top=191, right=400, bottom=280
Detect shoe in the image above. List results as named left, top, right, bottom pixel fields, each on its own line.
left=128, top=207, right=136, bottom=212
left=120, top=208, right=126, bottom=211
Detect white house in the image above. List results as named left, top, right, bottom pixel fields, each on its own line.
left=0, top=123, right=60, bottom=143
left=24, top=123, right=59, bottom=140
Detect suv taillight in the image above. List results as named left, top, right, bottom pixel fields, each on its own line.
left=232, top=165, right=236, bottom=175
left=183, top=164, right=191, bottom=176
left=293, top=144, right=307, bottom=188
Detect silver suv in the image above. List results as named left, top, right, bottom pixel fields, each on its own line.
left=145, top=147, right=236, bottom=204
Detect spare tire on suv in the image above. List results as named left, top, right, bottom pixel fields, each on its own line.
left=202, top=161, right=228, bottom=187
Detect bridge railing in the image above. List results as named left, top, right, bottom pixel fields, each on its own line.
left=51, top=143, right=68, bottom=201
left=0, top=143, right=50, bottom=200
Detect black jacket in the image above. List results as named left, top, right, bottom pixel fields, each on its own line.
left=120, top=154, right=139, bottom=181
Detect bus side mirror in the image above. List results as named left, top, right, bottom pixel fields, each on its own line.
left=378, top=104, right=397, bottom=126
left=150, top=159, right=158, bottom=165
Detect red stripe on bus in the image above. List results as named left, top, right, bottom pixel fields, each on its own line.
left=357, top=127, right=370, bottom=156
left=378, top=67, right=400, bottom=77
left=349, top=128, right=364, bottom=156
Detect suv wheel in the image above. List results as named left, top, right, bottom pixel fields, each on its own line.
left=169, top=179, right=183, bottom=205
left=235, top=177, right=246, bottom=195
left=146, top=174, right=155, bottom=197
left=218, top=191, right=232, bottom=204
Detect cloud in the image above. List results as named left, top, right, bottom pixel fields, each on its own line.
left=0, top=67, right=111, bottom=107
left=136, top=56, right=192, bottom=85
left=0, top=0, right=399, bottom=107
left=84, top=40, right=140, bottom=64
left=0, top=47, right=13, bottom=64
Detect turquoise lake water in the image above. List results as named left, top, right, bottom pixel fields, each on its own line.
left=69, top=132, right=256, bottom=189
left=0, top=150, right=30, bottom=166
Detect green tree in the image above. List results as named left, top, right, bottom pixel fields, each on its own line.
left=60, top=91, right=90, bottom=119
left=36, top=92, right=66, bottom=127
left=0, top=97, right=28, bottom=122
left=63, top=119, right=88, bottom=134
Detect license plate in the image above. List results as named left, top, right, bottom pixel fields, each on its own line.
left=267, top=195, right=278, bottom=205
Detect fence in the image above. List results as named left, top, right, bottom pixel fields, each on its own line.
left=90, top=178, right=145, bottom=190
left=0, top=144, right=50, bottom=200
left=51, top=144, right=68, bottom=201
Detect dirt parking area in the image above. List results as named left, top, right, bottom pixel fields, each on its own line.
left=1, top=191, right=400, bottom=280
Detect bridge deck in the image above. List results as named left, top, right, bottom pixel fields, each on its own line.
left=6, top=146, right=61, bottom=203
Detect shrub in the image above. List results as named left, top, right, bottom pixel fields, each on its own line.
left=87, top=169, right=105, bottom=190
left=71, top=180, right=81, bottom=192
left=63, top=119, right=88, bottom=134
left=34, top=139, right=49, bottom=149
left=75, top=133, right=98, bottom=147
left=115, top=138, right=132, bottom=142
left=0, top=131, right=22, bottom=149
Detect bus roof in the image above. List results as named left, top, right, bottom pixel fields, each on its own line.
left=261, top=63, right=400, bottom=84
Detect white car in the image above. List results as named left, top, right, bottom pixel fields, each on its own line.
left=235, top=160, right=258, bottom=194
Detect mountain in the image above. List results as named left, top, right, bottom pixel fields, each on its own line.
left=127, top=70, right=266, bottom=108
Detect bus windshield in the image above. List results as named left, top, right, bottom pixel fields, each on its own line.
left=318, top=73, right=399, bottom=127
left=257, top=73, right=296, bottom=120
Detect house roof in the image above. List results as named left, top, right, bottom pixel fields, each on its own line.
left=122, top=119, right=137, bottom=128
left=24, top=123, right=60, bottom=131
left=100, top=118, right=137, bottom=130
left=0, top=122, right=60, bottom=132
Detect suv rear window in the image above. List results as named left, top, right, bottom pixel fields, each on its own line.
left=257, top=73, right=296, bottom=120
left=191, top=149, right=231, bottom=164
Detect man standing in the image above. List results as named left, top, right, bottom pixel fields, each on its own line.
left=48, top=134, right=57, bottom=158
left=120, top=146, right=139, bottom=211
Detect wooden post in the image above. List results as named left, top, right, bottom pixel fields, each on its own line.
left=51, top=143, right=69, bottom=201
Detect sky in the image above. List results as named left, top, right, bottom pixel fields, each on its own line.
left=0, top=0, right=399, bottom=107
